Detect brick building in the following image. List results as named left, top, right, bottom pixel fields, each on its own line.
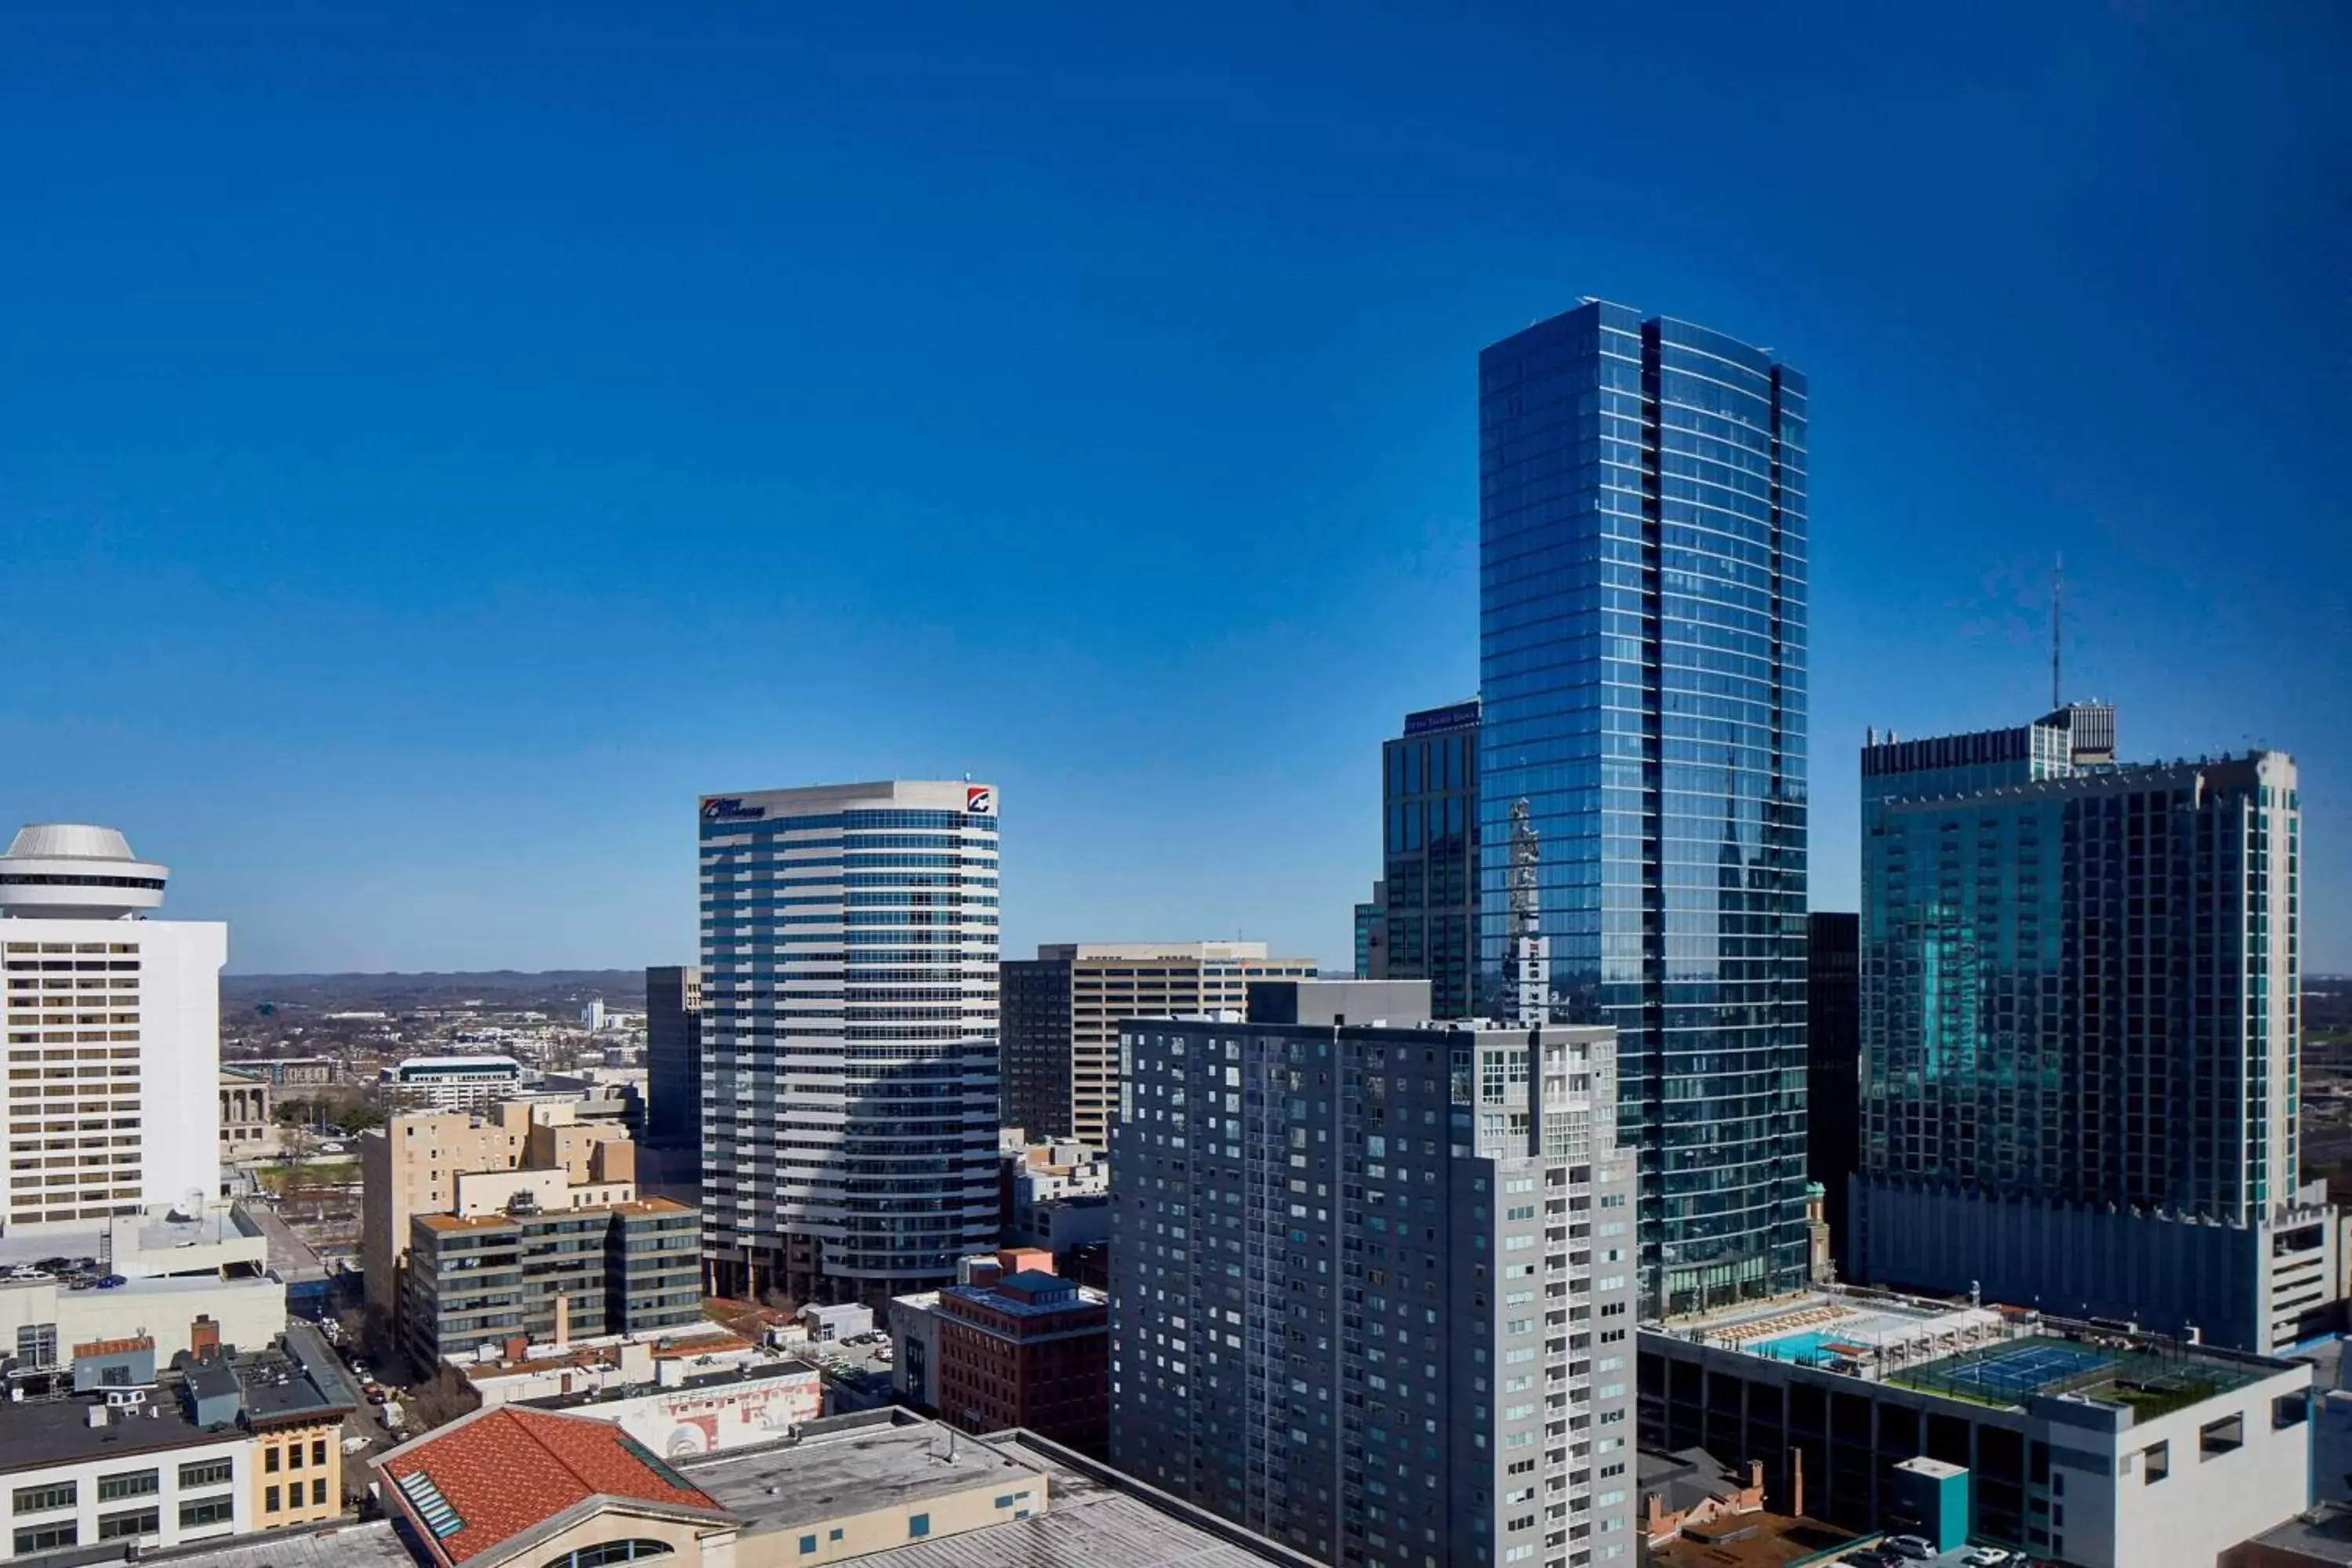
left=923, top=1256, right=1107, bottom=1456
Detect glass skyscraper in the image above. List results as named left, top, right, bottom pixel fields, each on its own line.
left=1376, top=698, right=1481, bottom=1017
left=1853, top=713, right=2325, bottom=1350
left=1478, top=300, right=1809, bottom=1316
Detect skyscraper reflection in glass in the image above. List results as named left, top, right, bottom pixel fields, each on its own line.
left=1478, top=299, right=1809, bottom=1316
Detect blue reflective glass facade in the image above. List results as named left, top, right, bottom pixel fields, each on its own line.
left=1379, top=699, right=1480, bottom=1017
left=1478, top=300, right=1809, bottom=1316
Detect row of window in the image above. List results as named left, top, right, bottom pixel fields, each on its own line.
left=11, top=1497, right=234, bottom=1553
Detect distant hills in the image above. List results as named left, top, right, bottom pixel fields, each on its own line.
left=220, top=970, right=648, bottom=1010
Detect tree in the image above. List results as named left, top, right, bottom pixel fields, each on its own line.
left=406, top=1365, right=479, bottom=1432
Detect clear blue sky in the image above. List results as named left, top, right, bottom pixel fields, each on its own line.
left=3, top=2, right=2346, bottom=974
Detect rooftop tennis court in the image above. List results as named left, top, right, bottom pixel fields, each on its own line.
left=1893, top=1334, right=2263, bottom=1414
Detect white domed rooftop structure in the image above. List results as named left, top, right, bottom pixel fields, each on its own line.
left=0, top=822, right=169, bottom=919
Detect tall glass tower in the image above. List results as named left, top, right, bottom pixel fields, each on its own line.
left=1478, top=299, right=1809, bottom=1317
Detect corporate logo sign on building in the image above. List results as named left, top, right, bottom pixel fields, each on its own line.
left=701, top=797, right=766, bottom=822
left=965, top=786, right=996, bottom=815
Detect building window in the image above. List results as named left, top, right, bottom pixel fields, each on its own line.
left=266, top=1446, right=281, bottom=1472
left=180, top=1497, right=236, bottom=1530
left=909, top=1515, right=931, bottom=1539
left=313, top=1479, right=328, bottom=1507
left=800, top=1536, right=818, bottom=1555
left=12, top=1482, right=74, bottom=1514
left=314, top=1438, right=328, bottom=1466
left=14, top=1322, right=56, bottom=1367
left=543, top=1541, right=677, bottom=1568
left=267, top=1486, right=281, bottom=1513
left=99, top=1508, right=160, bottom=1541
left=289, top=1440, right=306, bottom=1469
left=98, top=1469, right=159, bottom=1501
left=180, top=1458, right=235, bottom=1490
left=2142, top=1440, right=2169, bottom=1483
left=13, top=1523, right=76, bottom=1555
left=2200, top=1414, right=2245, bottom=1458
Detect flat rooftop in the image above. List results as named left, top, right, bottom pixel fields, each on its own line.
left=681, top=1423, right=1312, bottom=1568
left=1657, top=1289, right=2292, bottom=1414
left=0, top=1390, right=236, bottom=1473
left=113, top=1520, right=420, bottom=1568
left=519, top=1358, right=818, bottom=1414
left=686, top=1417, right=1047, bottom=1536
left=1649, top=1512, right=1864, bottom=1568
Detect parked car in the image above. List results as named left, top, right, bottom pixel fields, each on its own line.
left=1963, top=1551, right=2018, bottom=1567
left=94, top=1275, right=127, bottom=1290
left=1883, top=1539, right=1935, bottom=1563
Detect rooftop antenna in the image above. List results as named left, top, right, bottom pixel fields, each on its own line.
left=2049, top=554, right=2063, bottom=711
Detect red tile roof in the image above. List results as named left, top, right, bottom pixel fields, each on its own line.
left=71, top=1336, right=154, bottom=1358
left=379, top=1406, right=724, bottom=1565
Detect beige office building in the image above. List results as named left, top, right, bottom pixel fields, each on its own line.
left=1000, top=942, right=1314, bottom=1148
left=358, top=1100, right=637, bottom=1351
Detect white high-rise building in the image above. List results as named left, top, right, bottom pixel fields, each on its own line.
left=698, top=780, right=1000, bottom=1302
left=0, top=824, right=227, bottom=1232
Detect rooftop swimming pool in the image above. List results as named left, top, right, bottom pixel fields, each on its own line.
left=1753, top=1329, right=1849, bottom=1363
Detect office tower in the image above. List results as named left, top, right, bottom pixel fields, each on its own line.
left=1111, top=978, right=1640, bottom=1567
left=0, top=823, right=226, bottom=1232
left=1354, top=881, right=1385, bottom=979
left=699, top=781, right=1002, bottom=1302
left=1803, top=911, right=1859, bottom=1277
left=1378, top=699, right=1481, bottom=1016
left=999, top=942, right=1315, bottom=1147
left=1478, top=302, right=1810, bottom=1316
left=1852, top=715, right=2326, bottom=1350
left=645, top=964, right=704, bottom=1150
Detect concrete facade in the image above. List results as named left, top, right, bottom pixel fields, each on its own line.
left=1000, top=943, right=1315, bottom=1150
left=1641, top=1293, right=2315, bottom=1567
left=2, top=824, right=227, bottom=1232
left=1112, top=1000, right=1639, bottom=1567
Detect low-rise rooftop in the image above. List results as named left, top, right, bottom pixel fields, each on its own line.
left=1654, top=1287, right=2291, bottom=1416
left=685, top=1413, right=1047, bottom=1537
left=0, top=1385, right=236, bottom=1473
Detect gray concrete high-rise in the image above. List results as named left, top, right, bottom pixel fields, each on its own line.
left=999, top=942, right=1314, bottom=1148
left=1109, top=979, right=1639, bottom=1568
left=1852, top=712, right=2329, bottom=1351
left=697, top=781, right=1002, bottom=1302
left=1374, top=699, right=1481, bottom=1018
left=1478, top=301, right=1810, bottom=1316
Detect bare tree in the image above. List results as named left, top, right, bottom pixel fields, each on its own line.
left=406, top=1365, right=479, bottom=1432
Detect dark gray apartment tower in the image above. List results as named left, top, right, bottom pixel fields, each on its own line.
left=1479, top=301, right=1811, bottom=1317
left=1854, top=717, right=2325, bottom=1351
left=1803, top=913, right=1859, bottom=1277
left=1000, top=953, right=1073, bottom=1140
left=644, top=965, right=703, bottom=1153
left=1354, top=880, right=1386, bottom=979
left=1109, top=980, right=1640, bottom=1568
left=1377, top=699, right=1480, bottom=1017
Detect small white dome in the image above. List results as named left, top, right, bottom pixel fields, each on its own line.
left=6, top=823, right=137, bottom=862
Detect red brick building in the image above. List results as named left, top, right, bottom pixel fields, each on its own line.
left=931, top=1261, right=1108, bottom=1456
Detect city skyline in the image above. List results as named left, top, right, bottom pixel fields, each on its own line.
left=3, top=4, right=2345, bottom=977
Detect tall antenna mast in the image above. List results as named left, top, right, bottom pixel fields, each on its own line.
left=2049, top=553, right=2063, bottom=711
